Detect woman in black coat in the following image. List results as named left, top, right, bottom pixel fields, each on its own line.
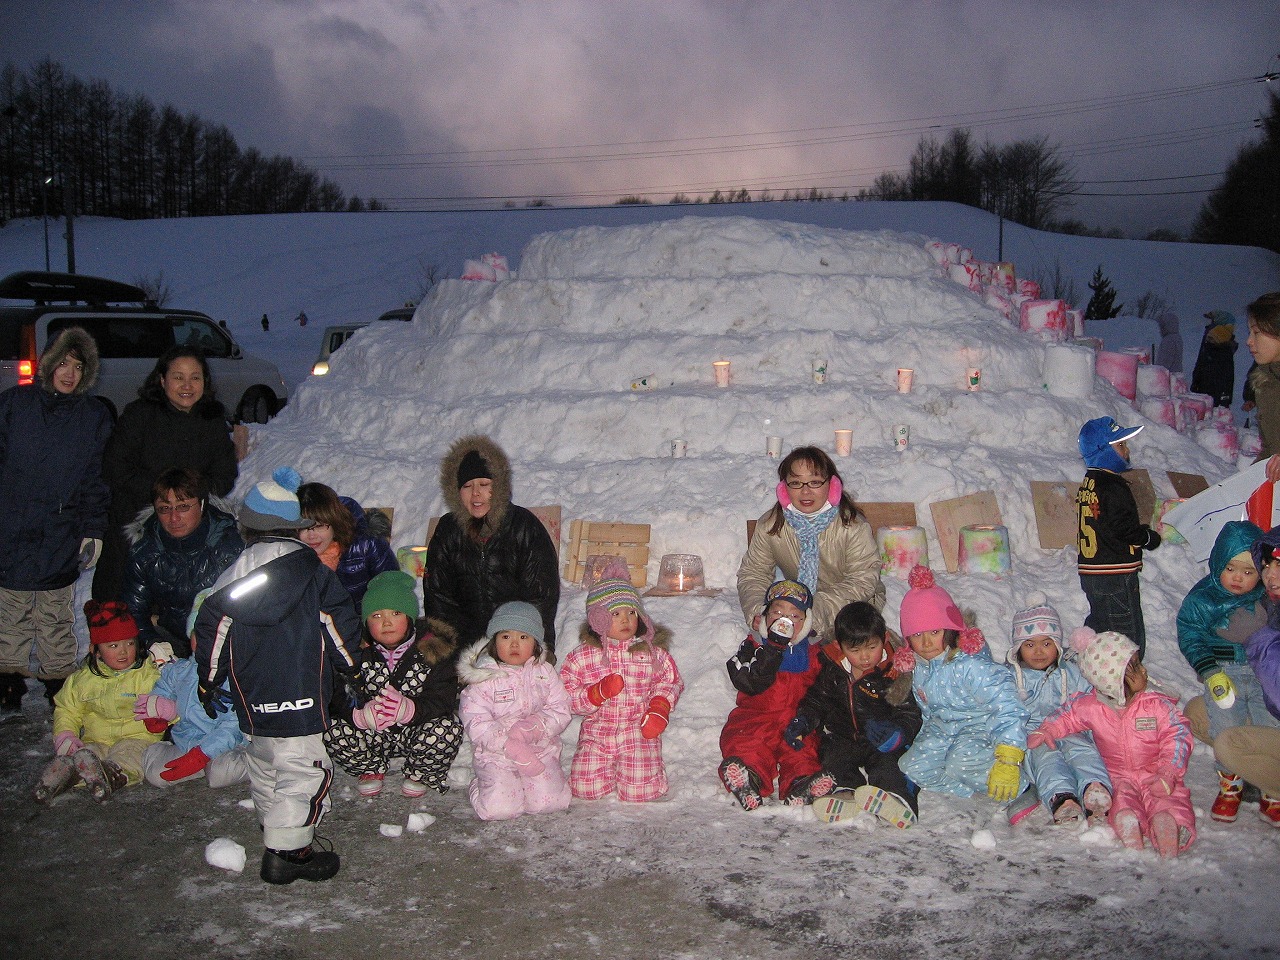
left=94, top=346, right=238, bottom=600
left=424, top=435, right=560, bottom=658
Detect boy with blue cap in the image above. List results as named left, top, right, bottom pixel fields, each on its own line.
left=1076, top=417, right=1162, bottom=658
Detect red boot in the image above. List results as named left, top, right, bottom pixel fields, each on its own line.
left=1211, top=772, right=1243, bottom=823
left=1259, top=795, right=1280, bottom=827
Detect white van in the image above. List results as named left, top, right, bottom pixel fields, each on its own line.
left=311, top=306, right=414, bottom=376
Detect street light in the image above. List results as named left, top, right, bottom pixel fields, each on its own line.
left=41, top=176, right=52, bottom=271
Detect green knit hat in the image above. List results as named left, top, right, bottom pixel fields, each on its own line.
left=362, top=571, right=420, bottom=620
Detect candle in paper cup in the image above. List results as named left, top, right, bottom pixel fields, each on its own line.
left=966, top=368, right=982, bottom=391
left=630, top=374, right=656, bottom=391
left=897, top=368, right=914, bottom=393
left=712, top=360, right=731, bottom=387
left=893, top=424, right=910, bottom=452
left=812, top=358, right=828, bottom=384
left=670, top=439, right=687, bottom=458
left=396, top=545, right=429, bottom=579
left=834, top=429, right=853, bottom=456
left=766, top=435, right=783, bottom=458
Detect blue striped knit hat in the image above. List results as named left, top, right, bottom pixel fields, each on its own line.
left=240, top=466, right=314, bottom=531
left=763, top=579, right=813, bottom=614
left=586, top=557, right=653, bottom=641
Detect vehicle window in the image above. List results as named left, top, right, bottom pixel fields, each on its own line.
left=173, top=316, right=233, bottom=358
left=0, top=313, right=23, bottom=359
left=48, top=315, right=175, bottom=358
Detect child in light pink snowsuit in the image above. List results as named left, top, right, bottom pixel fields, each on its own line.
left=1030, top=627, right=1196, bottom=857
left=458, top=601, right=571, bottom=821
left=561, top=559, right=683, bottom=801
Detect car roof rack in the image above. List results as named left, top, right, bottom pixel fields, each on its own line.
left=0, top=271, right=148, bottom=305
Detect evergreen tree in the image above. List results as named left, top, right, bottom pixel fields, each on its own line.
left=1192, top=90, right=1280, bottom=253
left=1084, top=266, right=1123, bottom=321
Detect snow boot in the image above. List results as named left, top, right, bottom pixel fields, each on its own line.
left=1083, top=781, right=1112, bottom=823
left=1150, top=812, right=1181, bottom=859
left=0, top=672, right=25, bottom=718
left=719, top=758, right=763, bottom=811
left=1259, top=795, right=1280, bottom=827
left=72, top=749, right=124, bottom=802
left=1210, top=771, right=1243, bottom=823
left=261, top=837, right=340, bottom=884
left=1050, top=793, right=1082, bottom=825
left=1113, top=810, right=1144, bottom=850
left=783, top=771, right=836, bottom=806
left=813, top=789, right=862, bottom=824
left=1006, top=785, right=1044, bottom=826
left=853, top=785, right=917, bottom=829
left=33, top=755, right=80, bottom=804
left=357, top=772, right=385, bottom=797
left=1241, top=781, right=1262, bottom=805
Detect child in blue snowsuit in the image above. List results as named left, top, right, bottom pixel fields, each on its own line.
left=893, top=566, right=1028, bottom=802
left=1005, top=600, right=1111, bottom=824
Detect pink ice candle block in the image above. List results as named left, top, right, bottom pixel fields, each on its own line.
left=1019, top=299, right=1069, bottom=342
left=1138, top=397, right=1179, bottom=429
left=1096, top=350, right=1139, bottom=401
left=992, top=262, right=1015, bottom=293
left=1176, top=393, right=1212, bottom=423
left=984, top=288, right=1013, bottom=319
left=947, top=260, right=982, bottom=292
left=876, top=526, right=929, bottom=580
left=1196, top=422, right=1240, bottom=462
left=1135, top=364, right=1171, bottom=398
left=958, top=524, right=1011, bottom=576
left=1120, top=346, right=1150, bottom=365
left=925, top=240, right=950, bottom=264
left=1067, top=308, right=1085, bottom=338
left=1016, top=278, right=1041, bottom=299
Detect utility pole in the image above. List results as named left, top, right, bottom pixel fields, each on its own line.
left=64, top=180, right=75, bottom=274
left=41, top=176, right=51, bottom=270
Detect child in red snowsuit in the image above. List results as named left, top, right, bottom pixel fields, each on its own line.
left=718, top=580, right=834, bottom=810
left=561, top=559, right=683, bottom=802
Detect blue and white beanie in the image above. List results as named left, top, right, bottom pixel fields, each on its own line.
left=240, top=466, right=314, bottom=531
left=1007, top=597, right=1064, bottom=665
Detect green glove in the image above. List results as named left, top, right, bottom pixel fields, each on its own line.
left=987, top=744, right=1024, bottom=801
left=1205, top=670, right=1236, bottom=710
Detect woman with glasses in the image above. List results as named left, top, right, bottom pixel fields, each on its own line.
left=120, top=467, right=243, bottom=657
left=737, top=446, right=885, bottom=640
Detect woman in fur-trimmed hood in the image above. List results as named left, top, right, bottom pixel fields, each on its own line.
left=424, top=434, right=561, bottom=657
left=0, top=327, right=113, bottom=712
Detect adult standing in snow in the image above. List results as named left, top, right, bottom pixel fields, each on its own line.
left=424, top=435, right=561, bottom=658
left=1190, top=310, right=1238, bottom=408
left=261, top=313, right=270, bottom=333
left=94, top=347, right=238, bottom=602
left=737, top=446, right=885, bottom=640
left=1244, top=293, right=1280, bottom=481
left=1154, top=310, right=1184, bottom=375
left=0, top=328, right=112, bottom=715
left=119, top=467, right=244, bottom=657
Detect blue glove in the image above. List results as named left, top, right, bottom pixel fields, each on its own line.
left=863, top=717, right=905, bottom=753
left=198, top=682, right=234, bottom=719
left=783, top=715, right=814, bottom=751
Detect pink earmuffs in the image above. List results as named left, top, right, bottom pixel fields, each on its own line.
left=776, top=475, right=843, bottom=510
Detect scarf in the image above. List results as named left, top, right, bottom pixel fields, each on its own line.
left=784, top=502, right=836, bottom=593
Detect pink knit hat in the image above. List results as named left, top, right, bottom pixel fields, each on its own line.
left=898, top=565, right=965, bottom=638
left=585, top=557, right=655, bottom=642
left=1070, top=626, right=1137, bottom=706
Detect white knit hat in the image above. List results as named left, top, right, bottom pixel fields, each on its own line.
left=1070, top=627, right=1138, bottom=706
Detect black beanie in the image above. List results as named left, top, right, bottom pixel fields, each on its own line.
left=456, top=449, right=491, bottom=488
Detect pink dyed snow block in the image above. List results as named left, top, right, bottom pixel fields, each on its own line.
left=1067, top=308, right=1085, bottom=338
left=1241, top=428, right=1263, bottom=459
left=1016, top=278, right=1041, bottom=299
left=1211, top=405, right=1235, bottom=425
left=1120, top=346, right=1150, bottom=365
left=984, top=288, right=1013, bottom=318
left=947, top=261, right=982, bottom=293
left=1096, top=350, right=1139, bottom=401
left=1138, top=396, right=1178, bottom=429
left=1019, top=299, right=1069, bottom=342
left=992, top=262, right=1015, bottom=293
left=946, top=243, right=973, bottom=264
left=1196, top=422, right=1239, bottom=462
left=480, top=252, right=510, bottom=279
left=973, top=260, right=996, bottom=285
left=1135, top=364, right=1171, bottom=398
left=876, top=526, right=929, bottom=581
left=461, top=259, right=498, bottom=281
left=925, top=241, right=950, bottom=264
left=1176, top=393, right=1212, bottom=423
left=1171, top=373, right=1189, bottom=395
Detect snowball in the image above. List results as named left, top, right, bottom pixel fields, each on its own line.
left=406, top=813, right=435, bottom=832
left=969, top=829, right=997, bottom=850
left=379, top=823, right=404, bottom=838
left=237, top=798, right=255, bottom=810
left=205, top=837, right=246, bottom=873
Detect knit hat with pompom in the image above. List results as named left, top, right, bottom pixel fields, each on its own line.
left=1070, top=626, right=1137, bottom=706
left=586, top=557, right=655, bottom=642
left=893, top=566, right=983, bottom=671
left=85, top=599, right=139, bottom=645
left=241, top=466, right=314, bottom=531
left=1008, top=593, right=1064, bottom=666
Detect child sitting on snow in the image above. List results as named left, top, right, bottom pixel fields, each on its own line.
left=789, top=601, right=922, bottom=827
left=1004, top=598, right=1110, bottom=825
left=458, top=601, right=572, bottom=820
left=893, top=566, right=1028, bottom=806
left=718, top=580, right=834, bottom=810
left=561, top=559, right=683, bottom=802
left=1029, top=628, right=1196, bottom=858
left=34, top=601, right=162, bottom=804
left=325, top=571, right=462, bottom=799
left=1176, top=520, right=1273, bottom=824
left=135, top=597, right=249, bottom=790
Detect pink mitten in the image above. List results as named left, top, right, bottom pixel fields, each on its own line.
left=54, top=732, right=85, bottom=757
left=1146, top=766, right=1181, bottom=796
left=134, top=694, right=178, bottom=723
left=509, top=716, right=545, bottom=744
left=352, top=703, right=380, bottom=731
left=374, top=687, right=415, bottom=726
left=503, top=736, right=545, bottom=775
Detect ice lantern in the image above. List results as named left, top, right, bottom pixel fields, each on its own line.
left=876, top=526, right=929, bottom=580
left=958, top=524, right=1011, bottom=576
left=656, top=554, right=705, bottom=593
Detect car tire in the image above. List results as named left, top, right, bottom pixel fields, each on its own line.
left=237, top=387, right=275, bottom=425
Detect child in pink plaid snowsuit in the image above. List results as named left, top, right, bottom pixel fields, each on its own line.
left=561, top=560, right=683, bottom=801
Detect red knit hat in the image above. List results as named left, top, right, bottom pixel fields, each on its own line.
left=85, top=600, right=139, bottom=645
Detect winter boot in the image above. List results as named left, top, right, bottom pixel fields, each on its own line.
left=1006, top=785, right=1044, bottom=826
left=1083, top=781, right=1112, bottom=823
left=33, top=755, right=80, bottom=804
left=813, top=789, right=862, bottom=824
left=72, top=748, right=113, bottom=802
left=42, top=677, right=65, bottom=709
left=853, top=785, right=917, bottom=829
left=261, top=837, right=340, bottom=884
left=1259, top=795, right=1280, bottom=827
left=783, top=771, right=837, bottom=806
left=1241, top=781, right=1262, bottom=805
left=357, top=773, right=385, bottom=797
left=1050, top=793, right=1082, bottom=825
left=719, top=758, right=763, bottom=811
left=0, top=672, right=25, bottom=717
left=1210, top=771, right=1244, bottom=823
left=401, top=778, right=428, bottom=799
left=1113, top=810, right=1144, bottom=850
left=1150, top=812, right=1181, bottom=859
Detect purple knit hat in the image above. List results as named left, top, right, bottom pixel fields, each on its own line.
left=585, top=557, right=654, bottom=641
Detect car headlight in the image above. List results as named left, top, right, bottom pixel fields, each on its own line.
left=312, top=361, right=329, bottom=376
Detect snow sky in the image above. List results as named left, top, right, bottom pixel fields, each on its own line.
left=3, top=0, right=1278, bottom=235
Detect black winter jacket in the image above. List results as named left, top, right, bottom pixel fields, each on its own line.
left=120, top=502, right=244, bottom=653
left=330, top=619, right=460, bottom=726
left=1076, top=468, right=1160, bottom=576
left=195, top=538, right=360, bottom=738
left=0, top=379, right=111, bottom=591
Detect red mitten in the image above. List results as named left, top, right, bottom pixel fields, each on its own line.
left=143, top=718, right=169, bottom=734
left=160, top=746, right=210, bottom=782
left=587, top=673, right=625, bottom=706
left=639, top=697, right=671, bottom=739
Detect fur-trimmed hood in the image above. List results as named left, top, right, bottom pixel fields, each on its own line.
left=37, top=326, right=99, bottom=395
left=577, top=619, right=673, bottom=657
left=439, top=434, right=513, bottom=537
left=456, top=634, right=553, bottom=686
left=411, top=616, right=459, bottom=667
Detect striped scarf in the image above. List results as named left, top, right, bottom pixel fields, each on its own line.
left=784, top=503, right=836, bottom=593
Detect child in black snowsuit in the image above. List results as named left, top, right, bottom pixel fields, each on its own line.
left=786, top=601, right=922, bottom=827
